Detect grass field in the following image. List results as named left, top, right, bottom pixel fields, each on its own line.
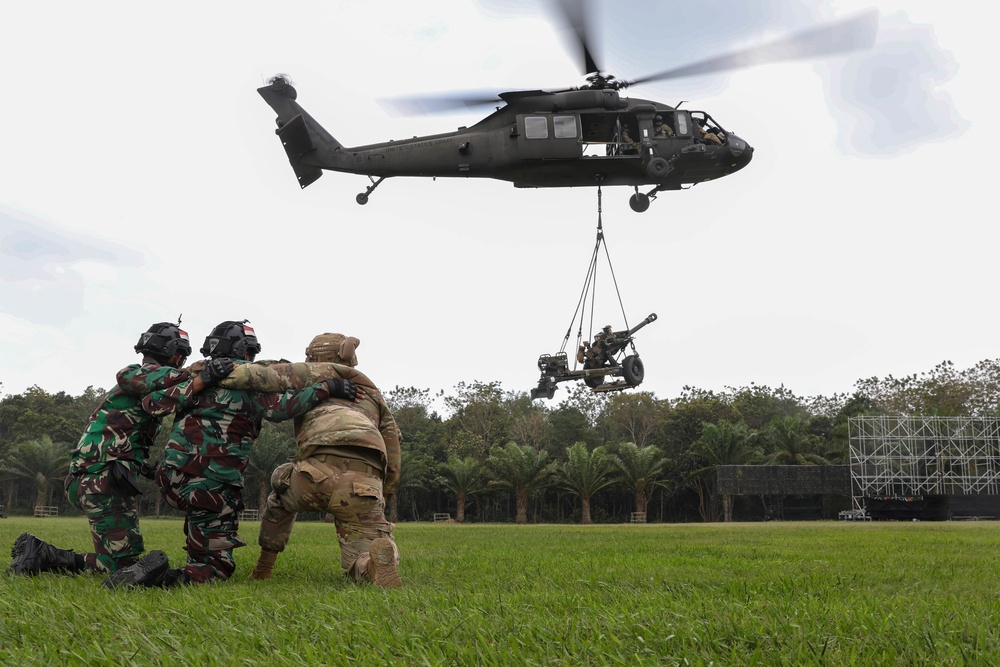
left=1, top=518, right=999, bottom=666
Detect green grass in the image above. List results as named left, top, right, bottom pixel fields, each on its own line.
left=1, top=518, right=999, bottom=666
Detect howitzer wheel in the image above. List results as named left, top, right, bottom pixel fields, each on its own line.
left=622, top=355, right=644, bottom=385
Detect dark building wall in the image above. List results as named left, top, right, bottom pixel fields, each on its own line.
left=717, top=465, right=851, bottom=496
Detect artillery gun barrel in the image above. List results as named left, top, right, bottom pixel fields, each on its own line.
left=626, top=313, right=657, bottom=336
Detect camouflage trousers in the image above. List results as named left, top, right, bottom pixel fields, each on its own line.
left=64, top=470, right=143, bottom=573
left=260, top=454, right=398, bottom=582
left=156, top=466, right=246, bottom=583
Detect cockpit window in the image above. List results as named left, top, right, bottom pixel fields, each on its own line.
left=691, top=111, right=726, bottom=145
left=525, top=116, right=548, bottom=139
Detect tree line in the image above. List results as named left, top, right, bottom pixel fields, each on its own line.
left=3, top=358, right=1000, bottom=523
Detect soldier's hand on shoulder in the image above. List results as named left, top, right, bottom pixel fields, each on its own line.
left=325, top=378, right=359, bottom=402
left=199, top=357, right=236, bottom=388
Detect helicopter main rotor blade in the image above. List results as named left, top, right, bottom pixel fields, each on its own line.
left=552, top=0, right=600, bottom=75
left=378, top=91, right=503, bottom=116
left=626, top=9, right=878, bottom=87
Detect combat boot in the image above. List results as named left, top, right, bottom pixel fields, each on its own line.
left=8, top=532, right=85, bottom=575
left=102, top=550, right=169, bottom=590
left=367, top=538, right=402, bottom=589
left=159, top=567, right=192, bottom=588
left=250, top=549, right=278, bottom=580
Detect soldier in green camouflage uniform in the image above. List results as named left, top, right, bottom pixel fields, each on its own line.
left=107, top=321, right=358, bottom=588
left=8, top=322, right=233, bottom=576
left=237, top=333, right=404, bottom=588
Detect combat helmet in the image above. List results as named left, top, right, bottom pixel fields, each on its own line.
left=304, top=333, right=359, bottom=366
left=135, top=322, right=192, bottom=364
left=200, top=320, right=262, bottom=361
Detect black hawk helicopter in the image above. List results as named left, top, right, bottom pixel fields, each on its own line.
left=257, top=6, right=876, bottom=212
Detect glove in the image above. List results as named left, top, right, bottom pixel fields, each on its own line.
left=325, top=378, right=358, bottom=401
left=139, top=460, right=158, bottom=480
left=198, top=357, right=235, bottom=388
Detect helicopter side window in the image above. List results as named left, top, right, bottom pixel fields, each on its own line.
left=653, top=112, right=676, bottom=138
left=553, top=115, right=578, bottom=139
left=524, top=116, right=548, bottom=139
left=675, top=112, right=690, bottom=136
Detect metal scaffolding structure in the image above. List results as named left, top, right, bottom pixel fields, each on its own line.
left=848, top=416, right=1000, bottom=510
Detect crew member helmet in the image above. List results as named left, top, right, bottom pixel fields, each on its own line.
left=135, top=322, right=192, bottom=363
left=200, top=320, right=262, bottom=360
left=304, top=333, right=359, bottom=366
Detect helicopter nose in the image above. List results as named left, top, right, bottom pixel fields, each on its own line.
left=727, top=134, right=753, bottom=171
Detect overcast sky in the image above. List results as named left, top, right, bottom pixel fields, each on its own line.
left=0, top=0, right=988, bottom=408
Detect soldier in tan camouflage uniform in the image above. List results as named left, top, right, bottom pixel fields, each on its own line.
left=232, top=333, right=403, bottom=588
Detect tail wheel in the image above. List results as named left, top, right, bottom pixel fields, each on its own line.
left=629, top=193, right=650, bottom=213
left=622, top=355, right=644, bottom=385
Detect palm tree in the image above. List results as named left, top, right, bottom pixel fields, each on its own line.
left=1, top=436, right=71, bottom=509
left=394, top=450, right=434, bottom=521
left=437, top=456, right=487, bottom=522
left=687, top=420, right=759, bottom=522
left=609, top=441, right=669, bottom=521
left=486, top=441, right=558, bottom=524
left=765, top=416, right=830, bottom=465
left=558, top=442, right=615, bottom=524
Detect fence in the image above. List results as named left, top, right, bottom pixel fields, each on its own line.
left=33, top=506, right=59, bottom=518
left=433, top=513, right=451, bottom=522
left=238, top=509, right=260, bottom=522
left=630, top=512, right=646, bottom=523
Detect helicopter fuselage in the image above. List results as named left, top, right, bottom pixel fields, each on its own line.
left=258, top=79, right=753, bottom=210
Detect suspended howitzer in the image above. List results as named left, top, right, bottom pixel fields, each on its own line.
left=530, top=313, right=657, bottom=400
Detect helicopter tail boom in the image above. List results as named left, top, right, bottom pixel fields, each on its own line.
left=257, top=77, right=345, bottom=189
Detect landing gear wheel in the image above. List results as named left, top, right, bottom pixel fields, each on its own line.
left=356, top=193, right=369, bottom=205
left=629, top=193, right=650, bottom=213
left=646, top=157, right=670, bottom=179
left=622, top=355, right=644, bottom=385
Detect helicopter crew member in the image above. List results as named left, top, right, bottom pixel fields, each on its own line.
left=8, top=322, right=234, bottom=577
left=619, top=125, right=641, bottom=155
left=695, top=116, right=723, bottom=145
left=241, top=333, right=403, bottom=588
left=104, top=321, right=358, bottom=589
left=653, top=115, right=674, bottom=138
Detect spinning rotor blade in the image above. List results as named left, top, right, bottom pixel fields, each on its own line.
left=378, top=91, right=503, bottom=116
left=626, top=9, right=878, bottom=86
left=552, top=0, right=600, bottom=75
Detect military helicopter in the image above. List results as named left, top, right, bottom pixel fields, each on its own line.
left=257, top=5, right=876, bottom=213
